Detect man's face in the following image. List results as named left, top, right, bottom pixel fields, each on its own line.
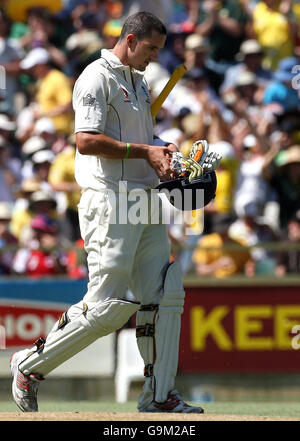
left=127, top=30, right=166, bottom=71
left=244, top=53, right=262, bottom=70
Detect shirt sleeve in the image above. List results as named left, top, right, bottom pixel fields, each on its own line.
left=73, top=71, right=108, bottom=134
left=153, top=136, right=169, bottom=146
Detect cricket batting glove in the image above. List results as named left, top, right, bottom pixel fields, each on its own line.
left=170, top=140, right=222, bottom=182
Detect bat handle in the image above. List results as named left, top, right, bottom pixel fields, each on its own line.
left=150, top=64, right=187, bottom=118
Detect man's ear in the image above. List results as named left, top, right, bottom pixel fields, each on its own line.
left=126, top=33, right=137, bottom=51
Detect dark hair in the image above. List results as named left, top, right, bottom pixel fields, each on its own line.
left=27, top=7, right=53, bottom=22
left=120, top=12, right=166, bottom=41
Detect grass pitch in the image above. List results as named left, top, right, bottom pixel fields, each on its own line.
left=0, top=400, right=300, bottom=420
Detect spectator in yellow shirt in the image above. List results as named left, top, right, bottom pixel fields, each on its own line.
left=192, top=215, right=251, bottom=278
left=252, top=0, right=299, bottom=70
left=48, top=139, right=81, bottom=241
left=20, top=48, right=74, bottom=135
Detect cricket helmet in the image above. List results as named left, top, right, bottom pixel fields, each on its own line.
left=156, top=171, right=217, bottom=211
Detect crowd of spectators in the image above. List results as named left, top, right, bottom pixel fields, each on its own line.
left=0, top=0, right=300, bottom=279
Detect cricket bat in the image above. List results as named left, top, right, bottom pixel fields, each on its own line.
left=150, top=64, right=187, bottom=117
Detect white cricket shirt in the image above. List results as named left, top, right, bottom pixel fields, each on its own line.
left=73, top=49, right=160, bottom=191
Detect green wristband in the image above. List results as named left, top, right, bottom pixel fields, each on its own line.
left=125, top=142, right=131, bottom=159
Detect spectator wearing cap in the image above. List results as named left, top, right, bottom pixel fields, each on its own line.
left=20, top=47, right=73, bottom=135
left=31, top=149, right=55, bottom=183
left=196, top=0, right=249, bottom=74
left=12, top=214, right=67, bottom=277
left=21, top=135, right=48, bottom=180
left=10, top=189, right=58, bottom=243
left=233, top=134, right=274, bottom=220
left=33, top=118, right=70, bottom=158
left=276, top=210, right=300, bottom=275
left=252, top=0, right=299, bottom=71
left=263, top=57, right=300, bottom=112
left=184, top=33, right=223, bottom=93
left=33, top=117, right=57, bottom=145
left=234, top=71, right=259, bottom=106
left=22, top=135, right=47, bottom=156
left=262, top=144, right=300, bottom=228
left=229, top=201, right=278, bottom=276
left=220, top=39, right=273, bottom=95
left=192, top=214, right=252, bottom=278
left=229, top=71, right=265, bottom=126
left=0, top=202, right=18, bottom=275
left=14, top=100, right=56, bottom=147
left=30, top=150, right=63, bottom=214
left=13, top=177, right=42, bottom=214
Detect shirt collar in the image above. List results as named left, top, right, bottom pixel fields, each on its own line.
left=100, top=48, right=144, bottom=79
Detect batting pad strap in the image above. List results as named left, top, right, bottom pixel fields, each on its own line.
left=139, top=304, right=159, bottom=311
left=136, top=324, right=155, bottom=338
left=34, top=338, right=46, bottom=352
left=144, top=364, right=153, bottom=377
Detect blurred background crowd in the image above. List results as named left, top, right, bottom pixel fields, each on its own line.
left=0, top=0, right=299, bottom=279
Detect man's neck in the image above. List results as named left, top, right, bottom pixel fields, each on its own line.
left=112, top=41, right=130, bottom=68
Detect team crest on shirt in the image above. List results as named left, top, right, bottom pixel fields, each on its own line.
left=83, top=94, right=96, bottom=106
left=121, top=87, right=131, bottom=102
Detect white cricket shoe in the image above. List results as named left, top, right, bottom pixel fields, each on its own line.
left=140, top=389, right=204, bottom=413
left=10, top=350, right=44, bottom=412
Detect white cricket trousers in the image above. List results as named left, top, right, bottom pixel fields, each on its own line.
left=78, top=188, right=171, bottom=304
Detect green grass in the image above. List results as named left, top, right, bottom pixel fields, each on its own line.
left=1, top=400, right=300, bottom=418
